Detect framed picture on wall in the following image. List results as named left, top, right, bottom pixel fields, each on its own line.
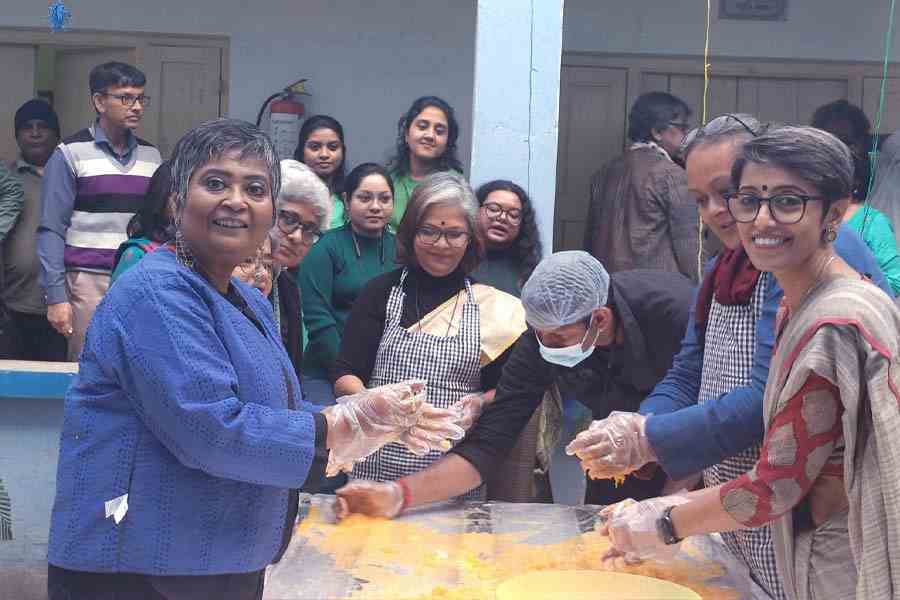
left=719, top=0, right=788, bottom=21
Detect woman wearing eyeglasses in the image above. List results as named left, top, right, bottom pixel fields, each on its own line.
left=299, top=163, right=398, bottom=407
left=471, top=180, right=542, bottom=296
left=270, top=160, right=331, bottom=378
left=569, top=115, right=890, bottom=600
left=470, top=180, right=548, bottom=503
left=599, top=126, right=900, bottom=600
left=331, top=172, right=527, bottom=502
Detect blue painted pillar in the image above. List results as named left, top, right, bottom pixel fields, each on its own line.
left=469, top=0, right=564, bottom=254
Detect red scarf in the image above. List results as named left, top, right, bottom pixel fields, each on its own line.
left=695, top=247, right=762, bottom=333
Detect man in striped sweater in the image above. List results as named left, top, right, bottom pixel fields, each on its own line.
left=37, top=62, right=161, bottom=361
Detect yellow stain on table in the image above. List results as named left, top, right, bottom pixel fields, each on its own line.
left=295, top=510, right=738, bottom=600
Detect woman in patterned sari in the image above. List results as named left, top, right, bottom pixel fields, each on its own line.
left=599, top=125, right=900, bottom=599
left=567, top=115, right=889, bottom=599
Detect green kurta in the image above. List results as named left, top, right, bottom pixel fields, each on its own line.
left=298, top=224, right=397, bottom=380
left=848, top=205, right=900, bottom=295
left=389, top=169, right=462, bottom=230
left=328, top=192, right=346, bottom=230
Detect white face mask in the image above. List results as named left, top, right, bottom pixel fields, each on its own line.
left=536, top=317, right=601, bottom=368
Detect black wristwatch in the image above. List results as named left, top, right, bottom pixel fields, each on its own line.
left=657, top=505, right=683, bottom=545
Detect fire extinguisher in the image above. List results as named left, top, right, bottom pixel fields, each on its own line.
left=256, top=78, right=309, bottom=160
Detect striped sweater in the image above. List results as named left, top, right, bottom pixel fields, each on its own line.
left=59, top=126, right=161, bottom=271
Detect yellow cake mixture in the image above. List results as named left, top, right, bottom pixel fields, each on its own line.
left=294, top=509, right=739, bottom=599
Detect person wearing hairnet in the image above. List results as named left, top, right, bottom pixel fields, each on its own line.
left=334, top=251, right=695, bottom=517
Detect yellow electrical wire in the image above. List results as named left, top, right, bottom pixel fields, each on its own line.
left=697, top=0, right=713, bottom=281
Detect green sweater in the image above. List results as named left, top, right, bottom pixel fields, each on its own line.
left=299, top=224, right=397, bottom=379
left=848, top=206, right=900, bottom=295
left=328, top=192, right=345, bottom=230
left=389, top=169, right=462, bottom=230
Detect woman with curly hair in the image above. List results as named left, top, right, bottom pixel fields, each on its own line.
left=472, top=180, right=542, bottom=296
left=386, top=96, right=463, bottom=230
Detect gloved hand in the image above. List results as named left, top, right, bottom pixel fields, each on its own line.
left=398, top=403, right=466, bottom=455
left=598, top=493, right=690, bottom=562
left=324, top=381, right=465, bottom=475
left=448, top=392, right=488, bottom=432
left=565, top=411, right=656, bottom=480
left=334, top=480, right=404, bottom=520
left=323, top=380, right=425, bottom=476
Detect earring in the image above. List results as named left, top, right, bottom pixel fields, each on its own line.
left=174, top=226, right=194, bottom=269
left=823, top=224, right=837, bottom=243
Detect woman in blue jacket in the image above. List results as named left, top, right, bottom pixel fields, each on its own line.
left=566, top=114, right=891, bottom=600
left=45, top=119, right=462, bottom=600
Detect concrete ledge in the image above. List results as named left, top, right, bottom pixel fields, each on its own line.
left=0, top=362, right=72, bottom=600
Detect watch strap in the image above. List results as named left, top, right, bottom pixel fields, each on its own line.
left=657, top=505, right=683, bottom=545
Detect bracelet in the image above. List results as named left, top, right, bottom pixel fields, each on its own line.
left=396, top=478, right=413, bottom=512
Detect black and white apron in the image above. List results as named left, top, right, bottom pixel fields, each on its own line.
left=699, top=272, right=785, bottom=600
left=351, top=269, right=485, bottom=500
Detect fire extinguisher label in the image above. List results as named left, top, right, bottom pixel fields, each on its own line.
left=270, top=112, right=301, bottom=159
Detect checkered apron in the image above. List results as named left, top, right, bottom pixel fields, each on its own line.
left=351, top=269, right=485, bottom=500
left=699, top=272, right=785, bottom=600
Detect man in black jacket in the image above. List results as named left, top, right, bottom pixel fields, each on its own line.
left=335, top=251, right=695, bottom=517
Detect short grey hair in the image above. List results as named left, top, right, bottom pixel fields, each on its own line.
left=682, top=113, right=762, bottom=159
left=169, top=118, right=280, bottom=219
left=412, top=171, right=478, bottom=225
left=277, top=159, right=332, bottom=230
left=731, top=125, right=854, bottom=203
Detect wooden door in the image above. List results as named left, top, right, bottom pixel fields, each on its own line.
left=0, top=45, right=36, bottom=161
left=737, top=77, right=848, bottom=125
left=140, top=46, right=223, bottom=158
left=555, top=66, right=628, bottom=251
left=863, top=75, right=900, bottom=134
left=641, top=73, right=738, bottom=124
left=53, top=47, right=135, bottom=139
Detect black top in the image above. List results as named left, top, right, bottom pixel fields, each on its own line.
left=331, top=266, right=511, bottom=388
left=274, top=269, right=303, bottom=379
left=452, top=269, right=695, bottom=488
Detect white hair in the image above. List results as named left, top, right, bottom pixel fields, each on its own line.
left=277, top=159, right=332, bottom=230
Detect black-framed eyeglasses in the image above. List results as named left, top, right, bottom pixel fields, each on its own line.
left=415, top=226, right=471, bottom=248
left=725, top=192, right=824, bottom=225
left=100, top=93, right=151, bottom=108
left=276, top=209, right=321, bottom=244
left=482, top=202, right=522, bottom=223
left=668, top=121, right=691, bottom=133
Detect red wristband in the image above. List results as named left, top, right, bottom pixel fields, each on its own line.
left=396, top=478, right=413, bottom=512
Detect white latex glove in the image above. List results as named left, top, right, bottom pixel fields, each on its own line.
left=448, top=392, right=488, bottom=432
left=598, top=493, right=690, bottom=562
left=565, top=411, right=656, bottom=480
left=324, top=381, right=465, bottom=475
left=323, top=380, right=425, bottom=476
left=334, top=480, right=404, bottom=520
left=398, top=403, right=466, bottom=456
